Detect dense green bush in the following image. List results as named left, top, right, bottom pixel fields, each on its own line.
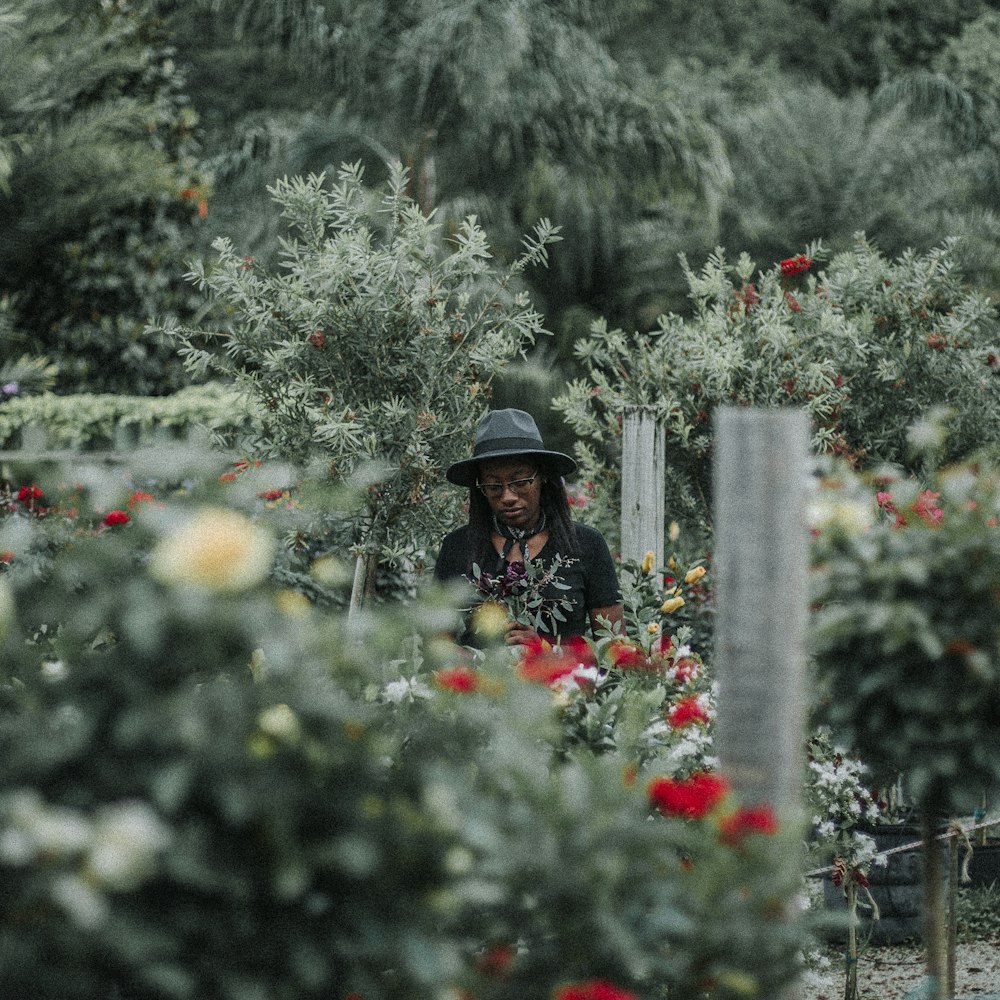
left=0, top=459, right=809, bottom=999
left=555, top=238, right=1000, bottom=545
left=0, top=384, right=246, bottom=451
left=156, top=163, right=560, bottom=592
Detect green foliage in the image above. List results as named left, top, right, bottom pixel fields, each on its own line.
left=0, top=0, right=208, bottom=394
left=158, top=163, right=560, bottom=572
left=809, top=458, right=1000, bottom=812
left=555, top=239, right=1000, bottom=540
left=0, top=457, right=810, bottom=999
left=0, top=384, right=246, bottom=450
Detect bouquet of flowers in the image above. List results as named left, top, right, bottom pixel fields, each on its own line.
left=466, top=554, right=576, bottom=638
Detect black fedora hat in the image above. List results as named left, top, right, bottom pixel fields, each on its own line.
left=446, top=409, right=576, bottom=487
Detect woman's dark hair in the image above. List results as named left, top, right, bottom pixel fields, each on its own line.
left=466, top=459, right=580, bottom=574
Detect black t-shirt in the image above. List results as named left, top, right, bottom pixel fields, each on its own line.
left=433, top=521, right=621, bottom=639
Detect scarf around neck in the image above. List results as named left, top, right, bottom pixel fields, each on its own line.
left=493, top=511, right=546, bottom=572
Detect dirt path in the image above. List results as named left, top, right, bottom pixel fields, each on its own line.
left=803, top=940, right=1000, bottom=999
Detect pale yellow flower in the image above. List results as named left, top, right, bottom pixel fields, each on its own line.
left=149, top=507, right=275, bottom=591
left=647, top=622, right=660, bottom=634
left=685, top=565, right=707, bottom=585
left=640, top=550, right=656, bottom=575
left=668, top=521, right=681, bottom=542
left=257, top=703, right=301, bottom=743
left=471, top=600, right=510, bottom=640
left=660, top=596, right=685, bottom=614
left=275, top=589, right=311, bottom=617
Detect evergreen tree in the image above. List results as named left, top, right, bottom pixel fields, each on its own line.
left=0, top=0, right=208, bottom=393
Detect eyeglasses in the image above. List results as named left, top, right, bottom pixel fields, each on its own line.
left=476, top=475, right=538, bottom=499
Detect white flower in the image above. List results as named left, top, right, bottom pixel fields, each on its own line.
left=382, top=677, right=432, bottom=703
left=85, top=801, right=171, bottom=891
left=257, top=703, right=301, bottom=743
left=51, top=873, right=108, bottom=928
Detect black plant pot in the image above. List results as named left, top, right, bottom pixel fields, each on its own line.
left=966, top=842, right=1000, bottom=889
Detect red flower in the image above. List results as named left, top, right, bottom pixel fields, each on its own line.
left=608, top=640, right=648, bottom=670
left=258, top=489, right=286, bottom=501
left=647, top=772, right=729, bottom=819
left=475, top=942, right=515, bottom=976
left=779, top=254, right=812, bottom=276
left=17, top=484, right=43, bottom=502
left=671, top=656, right=700, bottom=683
left=102, top=510, right=130, bottom=527
left=784, top=291, right=802, bottom=312
left=308, top=330, right=326, bottom=348
left=911, top=489, right=943, bottom=526
left=667, top=696, right=710, bottom=729
left=718, top=804, right=779, bottom=846
left=0, top=550, right=13, bottom=563
left=517, top=637, right=594, bottom=686
left=434, top=665, right=479, bottom=693
left=127, top=490, right=155, bottom=508
left=553, top=981, right=638, bottom=1000
left=219, top=471, right=238, bottom=483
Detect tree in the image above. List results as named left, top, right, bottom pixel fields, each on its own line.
left=158, top=163, right=560, bottom=605
left=0, top=0, right=208, bottom=393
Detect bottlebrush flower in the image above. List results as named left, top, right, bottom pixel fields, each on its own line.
left=667, top=695, right=710, bottom=729
left=608, top=640, right=648, bottom=670
left=102, top=510, right=130, bottom=527
left=779, top=254, right=812, bottom=276
left=718, top=805, right=779, bottom=845
left=647, top=772, right=730, bottom=819
left=17, top=484, right=43, bottom=502
left=434, top=665, right=479, bottom=693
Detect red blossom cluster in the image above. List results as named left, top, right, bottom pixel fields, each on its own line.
left=779, top=254, right=812, bottom=276
left=666, top=695, right=710, bottom=729
left=647, top=772, right=729, bottom=819
left=434, top=665, right=480, bottom=693
left=102, top=509, right=130, bottom=527
left=517, top=635, right=596, bottom=686
left=877, top=488, right=943, bottom=527
left=646, top=772, right=780, bottom=847
left=718, top=805, right=779, bottom=846
left=553, top=981, right=638, bottom=1000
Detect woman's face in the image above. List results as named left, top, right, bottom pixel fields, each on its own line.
left=477, top=457, right=543, bottom=530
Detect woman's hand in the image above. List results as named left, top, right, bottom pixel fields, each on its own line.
left=505, top=622, right=542, bottom=646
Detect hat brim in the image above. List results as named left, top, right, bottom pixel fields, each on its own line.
left=446, top=448, right=577, bottom=487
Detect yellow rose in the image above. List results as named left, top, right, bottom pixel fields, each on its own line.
left=149, top=507, right=275, bottom=591
left=668, top=521, right=681, bottom=542
left=685, top=565, right=707, bottom=585
left=647, top=622, right=660, bottom=634
left=660, top=596, right=685, bottom=614
left=640, top=550, right=655, bottom=575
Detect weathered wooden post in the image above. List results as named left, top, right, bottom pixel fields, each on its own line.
left=712, top=407, right=809, bottom=810
left=620, top=405, right=665, bottom=571
left=713, top=407, right=810, bottom=998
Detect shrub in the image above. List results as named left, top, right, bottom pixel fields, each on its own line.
left=555, top=238, right=1000, bottom=545
left=155, top=162, right=559, bottom=592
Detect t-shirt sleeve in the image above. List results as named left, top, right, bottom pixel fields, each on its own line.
left=578, top=524, right=622, bottom=609
left=434, top=527, right=469, bottom=584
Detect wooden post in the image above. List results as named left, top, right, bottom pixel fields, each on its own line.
left=620, top=405, right=665, bottom=572
left=712, top=407, right=809, bottom=811
left=947, top=830, right=958, bottom=1000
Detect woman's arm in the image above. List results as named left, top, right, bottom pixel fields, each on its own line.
left=589, top=602, right=624, bottom=637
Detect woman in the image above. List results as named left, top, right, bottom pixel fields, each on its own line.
left=435, top=408, right=623, bottom=646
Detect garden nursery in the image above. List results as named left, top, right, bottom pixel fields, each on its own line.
left=2, top=3, right=1000, bottom=1000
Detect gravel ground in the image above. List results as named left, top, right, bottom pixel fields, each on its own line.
left=802, top=939, right=1000, bottom=999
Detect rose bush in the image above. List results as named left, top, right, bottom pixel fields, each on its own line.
left=0, top=457, right=810, bottom=1000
